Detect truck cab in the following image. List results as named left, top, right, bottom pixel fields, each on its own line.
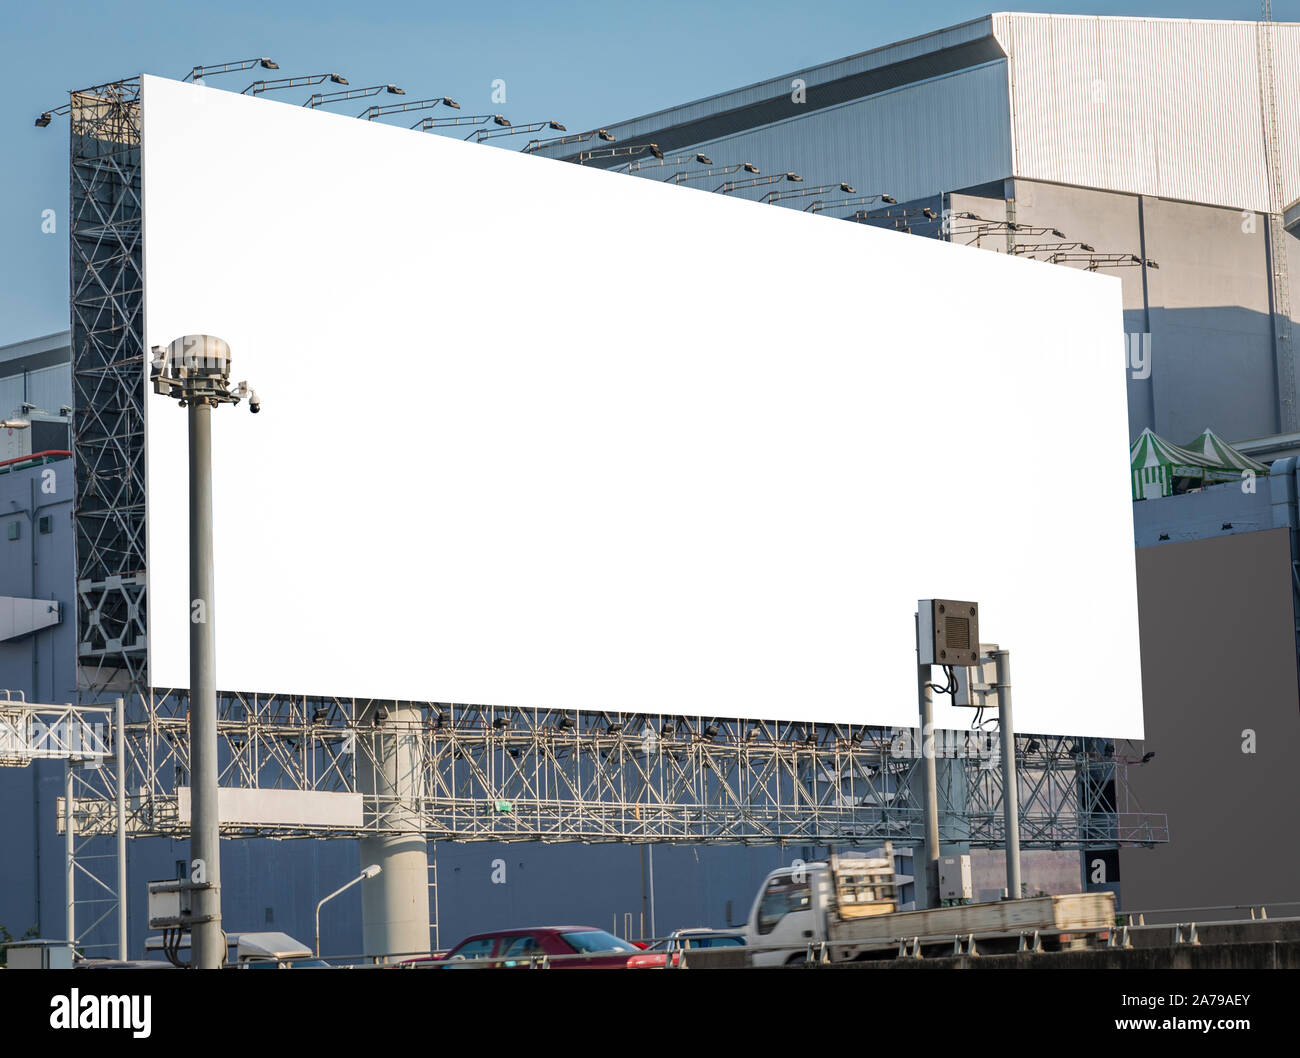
left=745, top=864, right=831, bottom=967
left=744, top=850, right=900, bottom=966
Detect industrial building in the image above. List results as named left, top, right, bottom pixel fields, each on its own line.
left=3, top=10, right=1298, bottom=956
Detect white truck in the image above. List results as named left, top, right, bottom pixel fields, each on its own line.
left=743, top=848, right=1115, bottom=966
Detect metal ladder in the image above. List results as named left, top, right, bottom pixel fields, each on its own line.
left=427, top=842, right=440, bottom=952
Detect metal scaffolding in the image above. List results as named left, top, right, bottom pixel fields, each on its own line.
left=1, top=694, right=127, bottom=957
left=60, top=692, right=1167, bottom=850
left=69, top=77, right=147, bottom=700
left=61, top=76, right=1167, bottom=863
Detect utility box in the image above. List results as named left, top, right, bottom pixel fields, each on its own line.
left=954, top=644, right=1000, bottom=708
left=5, top=940, right=75, bottom=969
left=939, top=854, right=973, bottom=902
left=147, top=878, right=190, bottom=928
left=918, top=599, right=980, bottom=666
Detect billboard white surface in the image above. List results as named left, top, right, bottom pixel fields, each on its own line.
left=140, top=74, right=1142, bottom=736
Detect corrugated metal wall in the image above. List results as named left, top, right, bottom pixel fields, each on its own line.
left=577, top=15, right=997, bottom=149
left=995, top=13, right=1300, bottom=213
left=624, top=63, right=1012, bottom=211
left=0, top=364, right=72, bottom=416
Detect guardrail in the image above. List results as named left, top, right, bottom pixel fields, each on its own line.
left=0, top=449, right=72, bottom=474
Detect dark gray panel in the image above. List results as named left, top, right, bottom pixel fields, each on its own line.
left=1121, top=528, right=1300, bottom=912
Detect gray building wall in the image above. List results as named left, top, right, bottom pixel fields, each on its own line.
left=0, top=331, right=72, bottom=419
left=1121, top=524, right=1300, bottom=915
left=951, top=179, right=1300, bottom=444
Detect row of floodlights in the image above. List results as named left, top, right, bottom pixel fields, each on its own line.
left=25, top=54, right=891, bottom=214
left=33, top=56, right=572, bottom=145
left=31, top=55, right=1160, bottom=271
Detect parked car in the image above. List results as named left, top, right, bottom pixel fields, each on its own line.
left=411, top=927, right=643, bottom=968
left=625, top=928, right=746, bottom=968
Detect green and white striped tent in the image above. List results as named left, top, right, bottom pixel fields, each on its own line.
left=1130, top=428, right=1212, bottom=500
left=1182, top=427, right=1269, bottom=484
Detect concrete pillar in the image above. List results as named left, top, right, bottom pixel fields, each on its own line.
left=357, top=702, right=429, bottom=959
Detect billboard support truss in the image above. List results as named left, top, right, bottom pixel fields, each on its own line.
left=70, top=78, right=148, bottom=699
left=61, top=692, right=1167, bottom=849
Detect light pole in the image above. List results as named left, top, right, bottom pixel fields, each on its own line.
left=150, top=335, right=259, bottom=969
left=992, top=650, right=1022, bottom=899
left=316, top=865, right=382, bottom=957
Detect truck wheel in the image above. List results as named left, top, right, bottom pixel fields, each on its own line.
left=784, top=953, right=807, bottom=966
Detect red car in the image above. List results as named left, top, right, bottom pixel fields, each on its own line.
left=412, top=927, right=643, bottom=969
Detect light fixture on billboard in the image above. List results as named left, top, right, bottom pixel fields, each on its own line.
left=184, top=57, right=279, bottom=83
left=34, top=102, right=71, bottom=129
left=305, top=83, right=405, bottom=109
left=243, top=73, right=350, bottom=96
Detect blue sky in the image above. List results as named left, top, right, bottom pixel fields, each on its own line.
left=0, top=0, right=1279, bottom=344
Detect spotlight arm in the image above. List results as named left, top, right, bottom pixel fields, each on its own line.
left=414, top=113, right=498, bottom=131
left=620, top=152, right=713, bottom=174
left=761, top=181, right=853, bottom=204
left=803, top=193, right=895, bottom=213
left=184, top=57, right=278, bottom=83
left=521, top=128, right=615, bottom=153
left=242, top=74, right=348, bottom=96
left=578, top=143, right=662, bottom=164
left=304, top=84, right=404, bottom=109
left=34, top=102, right=72, bottom=128
left=663, top=163, right=759, bottom=185
left=363, top=96, right=460, bottom=120
left=467, top=119, right=566, bottom=143
left=715, top=172, right=802, bottom=194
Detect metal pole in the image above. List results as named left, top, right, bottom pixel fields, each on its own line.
left=64, top=760, right=74, bottom=945
left=189, top=398, right=223, bottom=968
left=116, top=696, right=127, bottom=960
left=648, top=844, right=657, bottom=939
left=994, top=650, right=1022, bottom=900
left=914, top=612, right=941, bottom=909
left=917, top=655, right=940, bottom=910
left=317, top=868, right=379, bottom=956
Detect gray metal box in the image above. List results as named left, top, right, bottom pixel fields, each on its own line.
left=918, top=599, right=979, bottom=667
left=939, top=854, right=973, bottom=901
left=954, top=644, right=1000, bottom=708
left=5, top=941, right=75, bottom=969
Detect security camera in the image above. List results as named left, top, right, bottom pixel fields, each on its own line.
left=235, top=380, right=261, bottom=413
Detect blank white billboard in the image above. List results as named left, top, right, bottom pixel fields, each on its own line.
left=140, top=74, right=1143, bottom=737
